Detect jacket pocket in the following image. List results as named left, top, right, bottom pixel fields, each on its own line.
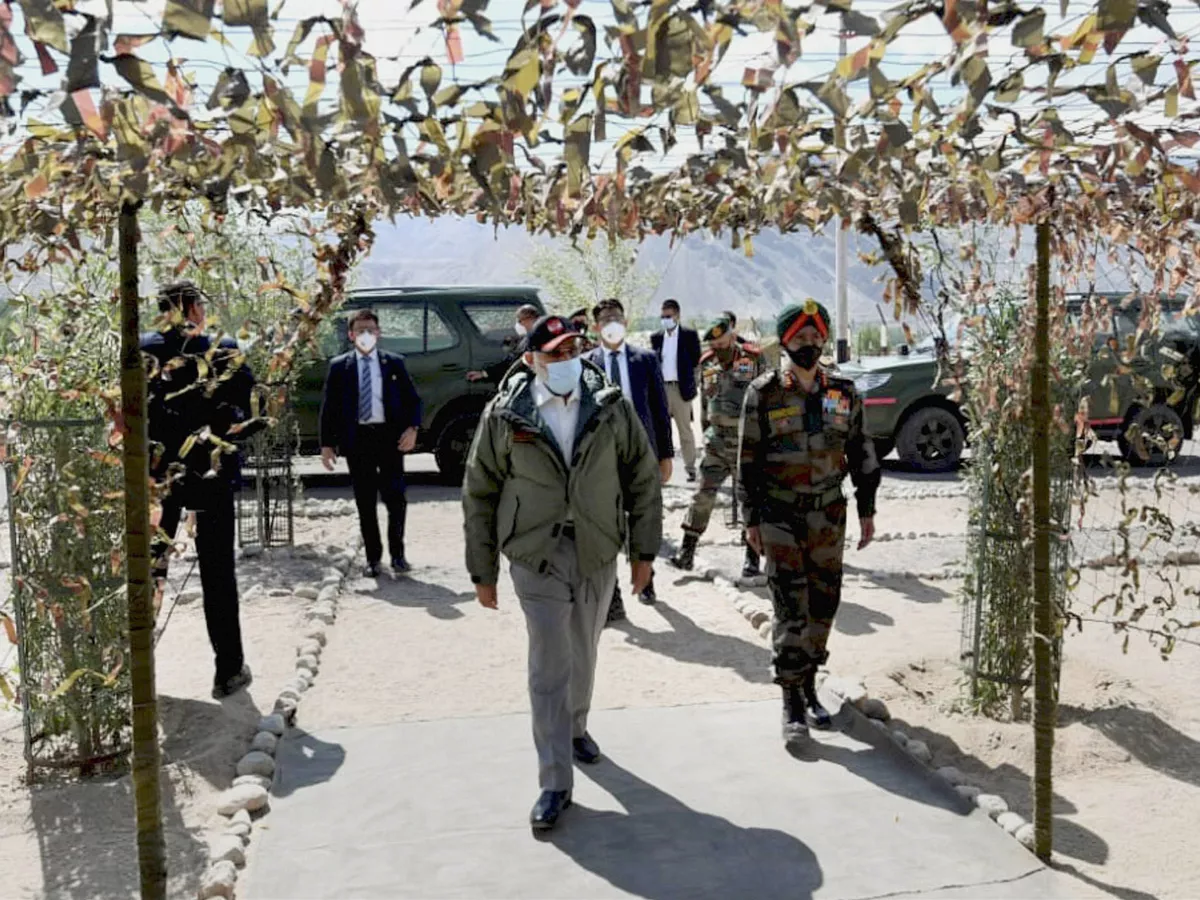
left=499, top=495, right=520, bottom=549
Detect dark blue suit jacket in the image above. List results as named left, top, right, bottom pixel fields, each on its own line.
left=141, top=328, right=258, bottom=501
left=587, top=344, right=674, bottom=461
left=650, top=326, right=703, bottom=402
left=319, top=349, right=422, bottom=456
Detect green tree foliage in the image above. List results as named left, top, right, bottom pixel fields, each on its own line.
left=523, top=239, right=660, bottom=325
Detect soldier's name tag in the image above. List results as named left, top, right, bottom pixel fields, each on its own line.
left=769, top=404, right=804, bottom=420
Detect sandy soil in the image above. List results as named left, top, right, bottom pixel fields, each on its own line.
left=0, top=512, right=360, bottom=900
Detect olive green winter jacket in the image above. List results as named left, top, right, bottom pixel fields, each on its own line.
left=462, top=359, right=662, bottom=587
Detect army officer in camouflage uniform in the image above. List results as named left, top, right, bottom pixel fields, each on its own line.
left=738, top=300, right=880, bottom=746
left=670, top=315, right=763, bottom=577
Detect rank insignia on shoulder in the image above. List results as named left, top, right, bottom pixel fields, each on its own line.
left=512, top=429, right=536, bottom=443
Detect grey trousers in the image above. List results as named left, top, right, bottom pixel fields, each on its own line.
left=511, top=536, right=616, bottom=793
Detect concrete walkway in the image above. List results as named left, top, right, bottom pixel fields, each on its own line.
left=238, top=481, right=1091, bottom=900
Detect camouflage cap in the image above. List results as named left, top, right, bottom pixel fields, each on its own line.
left=778, top=299, right=830, bottom=342
left=702, top=315, right=734, bottom=342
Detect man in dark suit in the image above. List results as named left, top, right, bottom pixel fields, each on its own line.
left=651, top=298, right=703, bottom=482
left=143, top=281, right=258, bottom=700
left=588, top=298, right=673, bottom=618
left=466, top=303, right=539, bottom=385
left=569, top=307, right=598, bottom=353
left=320, top=309, right=423, bottom=577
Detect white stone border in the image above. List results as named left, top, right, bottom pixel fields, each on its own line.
left=197, top=536, right=362, bottom=900
left=665, top=537, right=1037, bottom=858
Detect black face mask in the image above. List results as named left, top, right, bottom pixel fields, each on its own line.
left=786, top=346, right=821, bottom=370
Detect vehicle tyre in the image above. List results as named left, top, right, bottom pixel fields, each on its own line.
left=896, top=406, right=965, bottom=473
left=1117, top=403, right=1184, bottom=467
left=435, top=414, right=480, bottom=484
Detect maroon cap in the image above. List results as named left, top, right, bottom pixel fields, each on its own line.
left=527, top=315, right=582, bottom=353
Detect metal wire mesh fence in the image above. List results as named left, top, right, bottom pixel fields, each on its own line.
left=2, top=419, right=129, bottom=777
left=237, top=385, right=297, bottom=551
left=960, top=437, right=1070, bottom=718
left=1067, top=446, right=1200, bottom=656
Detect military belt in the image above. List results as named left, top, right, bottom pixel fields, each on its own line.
left=791, top=486, right=845, bottom=511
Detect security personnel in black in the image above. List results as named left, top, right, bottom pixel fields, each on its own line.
left=142, top=281, right=258, bottom=700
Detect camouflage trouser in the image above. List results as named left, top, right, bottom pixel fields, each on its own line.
left=762, top=500, right=847, bottom=685
left=682, top=426, right=738, bottom=537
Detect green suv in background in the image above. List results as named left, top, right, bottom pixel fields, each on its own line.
left=839, top=295, right=1200, bottom=472
left=294, top=286, right=545, bottom=480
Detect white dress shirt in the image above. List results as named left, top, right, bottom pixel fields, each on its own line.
left=661, top=327, right=680, bottom=382
left=356, top=349, right=386, bottom=424
left=532, top=378, right=582, bottom=461
left=603, top=343, right=633, bottom=401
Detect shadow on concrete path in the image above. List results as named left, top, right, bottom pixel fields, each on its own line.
left=552, top=754, right=822, bottom=900
left=607, top=601, right=773, bottom=685
left=271, top=729, right=347, bottom=800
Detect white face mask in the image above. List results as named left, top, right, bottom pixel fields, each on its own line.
left=600, top=321, right=627, bottom=345
left=539, top=356, right=582, bottom=396
left=661, top=317, right=677, bottom=332
left=354, top=331, right=377, bottom=353
left=515, top=322, right=529, bottom=336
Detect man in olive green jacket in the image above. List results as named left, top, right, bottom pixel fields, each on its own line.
left=463, top=314, right=662, bottom=832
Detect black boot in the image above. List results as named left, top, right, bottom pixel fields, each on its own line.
left=802, top=670, right=833, bottom=730
left=741, top=544, right=761, bottom=578
left=670, top=534, right=699, bottom=571
left=781, top=685, right=808, bottom=745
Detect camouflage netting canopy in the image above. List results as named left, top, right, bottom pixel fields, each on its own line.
left=0, top=0, right=1192, bottom=311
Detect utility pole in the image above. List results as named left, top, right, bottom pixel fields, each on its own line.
left=835, top=27, right=850, bottom=363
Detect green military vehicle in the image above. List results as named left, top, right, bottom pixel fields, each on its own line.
left=294, top=286, right=545, bottom=480
left=839, top=295, right=1200, bottom=472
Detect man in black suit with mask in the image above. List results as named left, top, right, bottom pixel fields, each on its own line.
left=320, top=309, right=422, bottom=577
left=143, top=281, right=257, bottom=700
left=651, top=298, right=703, bottom=482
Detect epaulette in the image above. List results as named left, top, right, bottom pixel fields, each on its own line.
left=740, top=342, right=763, bottom=356
left=750, top=369, right=779, bottom=391
left=699, top=348, right=716, bottom=363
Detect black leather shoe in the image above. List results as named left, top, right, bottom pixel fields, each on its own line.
left=391, top=557, right=411, bottom=574
left=363, top=562, right=382, bottom=578
left=605, top=590, right=626, bottom=626
left=638, top=580, right=656, bottom=605
left=530, top=790, right=572, bottom=831
left=686, top=469, right=697, bottom=482
left=212, top=665, right=253, bottom=700
left=572, top=732, right=601, bottom=764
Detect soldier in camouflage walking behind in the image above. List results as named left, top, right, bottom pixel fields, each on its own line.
left=738, top=300, right=880, bottom=746
left=670, top=315, right=764, bottom=577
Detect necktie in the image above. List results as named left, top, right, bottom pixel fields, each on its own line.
left=609, top=351, right=622, bottom=389
left=358, top=355, right=373, bottom=422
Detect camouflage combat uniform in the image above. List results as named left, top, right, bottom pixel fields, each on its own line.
left=681, top=341, right=762, bottom=538
left=739, top=364, right=879, bottom=680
